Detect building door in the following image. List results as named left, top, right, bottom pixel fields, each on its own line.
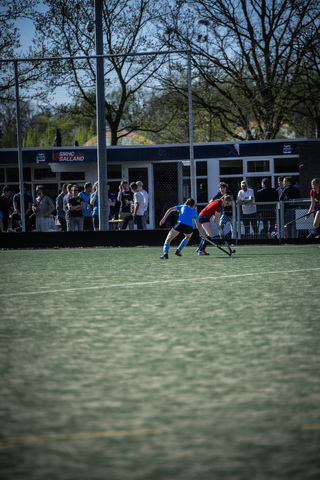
left=153, top=162, right=179, bottom=229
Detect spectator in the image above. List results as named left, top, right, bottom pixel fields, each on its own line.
left=159, top=198, right=206, bottom=259
left=117, top=180, right=134, bottom=229
left=63, top=183, right=73, bottom=228
left=197, top=195, right=233, bottom=255
left=121, top=182, right=144, bottom=230
left=236, top=180, right=258, bottom=238
left=56, top=184, right=68, bottom=232
left=0, top=186, right=12, bottom=232
left=12, top=183, right=33, bottom=232
left=136, top=180, right=149, bottom=229
left=32, top=185, right=55, bottom=232
left=0, top=210, right=3, bottom=233
left=67, top=185, right=84, bottom=231
left=107, top=185, right=116, bottom=229
left=256, top=178, right=278, bottom=238
left=78, top=182, right=93, bottom=231
left=280, top=176, right=300, bottom=238
left=306, top=178, right=320, bottom=241
left=90, top=181, right=99, bottom=231
left=276, top=176, right=284, bottom=199
left=213, top=182, right=233, bottom=238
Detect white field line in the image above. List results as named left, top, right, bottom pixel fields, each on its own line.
left=0, top=428, right=163, bottom=445
left=1, top=268, right=320, bottom=298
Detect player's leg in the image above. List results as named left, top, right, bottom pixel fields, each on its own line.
left=197, top=221, right=213, bottom=254
left=314, top=210, right=320, bottom=234
left=160, top=228, right=179, bottom=259
left=175, top=232, right=192, bottom=256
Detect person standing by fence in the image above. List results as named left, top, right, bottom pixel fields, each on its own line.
left=306, top=178, right=320, bottom=243
left=32, top=185, right=55, bottom=232
left=67, top=185, right=84, bottom=232
left=256, top=178, right=278, bottom=238
left=78, top=182, right=93, bottom=231
left=236, top=180, right=258, bottom=238
left=280, top=177, right=300, bottom=238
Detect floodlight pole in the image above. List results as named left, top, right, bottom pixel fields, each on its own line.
left=187, top=50, right=196, bottom=203
left=14, top=60, right=25, bottom=232
left=95, top=0, right=108, bottom=230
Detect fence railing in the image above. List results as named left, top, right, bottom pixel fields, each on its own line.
left=209, top=199, right=314, bottom=240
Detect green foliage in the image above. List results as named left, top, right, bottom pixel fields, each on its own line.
left=0, top=127, right=17, bottom=148
left=21, top=112, right=97, bottom=148
left=1, top=0, right=320, bottom=144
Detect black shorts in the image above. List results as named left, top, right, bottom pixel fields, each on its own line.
left=83, top=216, right=93, bottom=231
left=173, top=222, right=193, bottom=234
left=198, top=215, right=211, bottom=225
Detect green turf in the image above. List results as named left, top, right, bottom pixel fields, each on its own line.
left=0, top=245, right=320, bottom=480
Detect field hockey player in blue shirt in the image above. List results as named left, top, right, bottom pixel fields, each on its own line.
left=159, top=198, right=206, bottom=259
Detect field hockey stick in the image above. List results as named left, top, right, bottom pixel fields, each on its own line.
left=284, top=210, right=315, bottom=228
left=205, top=236, right=233, bottom=256
left=198, top=224, right=232, bottom=256
left=220, top=234, right=236, bottom=255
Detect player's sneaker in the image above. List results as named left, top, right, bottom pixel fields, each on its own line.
left=174, top=249, right=182, bottom=256
left=198, top=250, right=210, bottom=256
left=160, top=253, right=168, bottom=259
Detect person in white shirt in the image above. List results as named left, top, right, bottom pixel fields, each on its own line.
left=236, top=180, right=258, bottom=237
left=136, top=180, right=149, bottom=229
left=121, top=183, right=144, bottom=230
left=32, top=185, right=55, bottom=232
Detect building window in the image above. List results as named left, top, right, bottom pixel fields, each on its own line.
left=7, top=168, right=20, bottom=183
left=7, top=168, right=31, bottom=183
left=107, top=164, right=122, bottom=179
left=220, top=159, right=243, bottom=175
left=247, top=160, right=270, bottom=173
left=182, top=163, right=190, bottom=177
left=196, top=161, right=207, bottom=176
left=274, top=157, right=299, bottom=173
left=34, top=167, right=56, bottom=180
left=60, top=172, right=85, bottom=181
left=0, top=168, right=4, bottom=183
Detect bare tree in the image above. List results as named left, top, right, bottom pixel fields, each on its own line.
left=29, top=0, right=169, bottom=145
left=289, top=37, right=320, bottom=138
left=156, top=0, right=320, bottom=140
left=0, top=0, right=43, bottom=145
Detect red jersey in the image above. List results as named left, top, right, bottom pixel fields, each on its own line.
left=199, top=200, right=222, bottom=218
left=310, top=189, right=320, bottom=202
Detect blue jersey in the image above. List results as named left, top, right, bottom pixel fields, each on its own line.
left=13, top=192, right=33, bottom=212
left=176, top=205, right=197, bottom=227
left=90, top=192, right=99, bottom=216
left=78, top=191, right=92, bottom=217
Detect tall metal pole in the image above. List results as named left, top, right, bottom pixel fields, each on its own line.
left=95, top=0, right=108, bottom=230
left=187, top=50, right=196, bottom=203
left=14, top=60, right=25, bottom=232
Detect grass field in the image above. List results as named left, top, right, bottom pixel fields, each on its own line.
left=0, top=244, right=320, bottom=480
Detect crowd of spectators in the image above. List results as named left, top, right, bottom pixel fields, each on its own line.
left=0, top=176, right=318, bottom=239
left=0, top=179, right=149, bottom=233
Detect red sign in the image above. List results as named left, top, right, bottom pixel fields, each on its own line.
left=53, top=151, right=86, bottom=162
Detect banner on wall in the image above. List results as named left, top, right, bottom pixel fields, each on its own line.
left=52, top=150, right=97, bottom=162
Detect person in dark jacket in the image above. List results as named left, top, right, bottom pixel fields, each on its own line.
left=256, top=178, right=279, bottom=237
left=280, top=176, right=300, bottom=238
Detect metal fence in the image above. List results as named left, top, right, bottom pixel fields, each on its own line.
left=205, top=199, right=314, bottom=240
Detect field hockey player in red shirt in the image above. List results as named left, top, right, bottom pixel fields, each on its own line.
left=306, top=178, right=320, bottom=244
left=197, top=194, right=233, bottom=255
